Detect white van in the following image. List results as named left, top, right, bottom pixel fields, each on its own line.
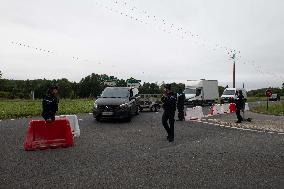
left=220, top=88, right=247, bottom=103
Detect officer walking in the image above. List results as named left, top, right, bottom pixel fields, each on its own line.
left=161, top=84, right=177, bottom=142
left=177, top=89, right=185, bottom=121
left=42, top=85, right=59, bottom=121
left=235, top=90, right=244, bottom=123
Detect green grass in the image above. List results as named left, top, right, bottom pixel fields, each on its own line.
left=251, top=102, right=284, bottom=116
left=247, top=96, right=284, bottom=102
left=247, top=96, right=268, bottom=102
left=0, top=99, right=94, bottom=120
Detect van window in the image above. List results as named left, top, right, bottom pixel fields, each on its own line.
left=223, top=90, right=235, bottom=95
left=184, top=88, right=196, bottom=94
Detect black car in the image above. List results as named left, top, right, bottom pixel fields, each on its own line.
left=269, top=94, right=280, bottom=101
left=93, top=87, right=140, bottom=121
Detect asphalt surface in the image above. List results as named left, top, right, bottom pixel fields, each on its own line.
left=0, top=111, right=283, bottom=189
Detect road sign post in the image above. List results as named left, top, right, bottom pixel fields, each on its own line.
left=265, top=89, right=272, bottom=110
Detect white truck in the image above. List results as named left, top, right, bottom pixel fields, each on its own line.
left=184, top=79, right=219, bottom=106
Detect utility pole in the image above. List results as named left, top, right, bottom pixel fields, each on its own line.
left=230, top=51, right=238, bottom=88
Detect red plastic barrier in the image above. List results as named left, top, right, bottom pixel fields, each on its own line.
left=24, top=119, right=74, bottom=151
left=229, top=103, right=236, bottom=113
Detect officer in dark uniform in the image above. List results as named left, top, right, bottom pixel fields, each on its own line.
left=161, top=84, right=177, bottom=142
left=177, top=89, right=185, bottom=121
left=42, top=86, right=59, bottom=121
left=235, top=90, right=244, bottom=123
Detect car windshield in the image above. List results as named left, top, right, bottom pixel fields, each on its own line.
left=101, top=88, right=129, bottom=98
left=223, top=90, right=236, bottom=95
left=271, top=94, right=277, bottom=97
left=184, top=88, right=196, bottom=94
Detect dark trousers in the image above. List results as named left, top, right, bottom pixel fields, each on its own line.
left=42, top=112, right=56, bottom=121
left=236, top=109, right=243, bottom=122
left=162, top=111, right=175, bottom=138
left=177, top=107, right=184, bottom=121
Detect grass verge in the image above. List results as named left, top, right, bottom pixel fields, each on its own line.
left=251, top=102, right=284, bottom=116
left=0, top=99, right=94, bottom=120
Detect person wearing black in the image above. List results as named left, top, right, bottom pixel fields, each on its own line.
left=177, top=89, right=185, bottom=121
left=235, top=90, right=244, bottom=123
left=161, top=84, right=177, bottom=142
left=42, top=86, right=59, bottom=121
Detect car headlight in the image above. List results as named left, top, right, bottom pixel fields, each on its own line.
left=94, top=103, right=98, bottom=109
left=120, top=103, right=129, bottom=109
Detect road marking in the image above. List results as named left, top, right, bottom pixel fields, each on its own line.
left=10, top=119, right=15, bottom=121
left=89, top=113, right=92, bottom=115
left=201, top=119, right=284, bottom=135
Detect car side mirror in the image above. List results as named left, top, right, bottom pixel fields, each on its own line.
left=196, top=89, right=201, bottom=96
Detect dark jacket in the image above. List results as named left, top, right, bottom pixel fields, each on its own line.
left=177, top=93, right=185, bottom=108
left=235, top=94, right=244, bottom=110
left=42, top=94, right=58, bottom=117
left=161, top=92, right=177, bottom=112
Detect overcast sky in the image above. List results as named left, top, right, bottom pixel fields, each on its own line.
left=0, top=0, right=283, bottom=90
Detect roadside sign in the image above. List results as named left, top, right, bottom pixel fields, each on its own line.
left=265, top=89, right=272, bottom=110
left=265, top=89, right=272, bottom=97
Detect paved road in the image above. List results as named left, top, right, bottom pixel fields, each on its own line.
left=0, top=111, right=283, bottom=188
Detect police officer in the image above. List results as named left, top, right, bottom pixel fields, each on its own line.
left=235, top=90, right=244, bottom=123
left=42, top=85, right=59, bottom=121
left=161, top=84, right=177, bottom=142
left=177, top=89, right=185, bottom=121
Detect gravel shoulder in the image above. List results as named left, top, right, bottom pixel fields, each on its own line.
left=205, top=111, right=284, bottom=133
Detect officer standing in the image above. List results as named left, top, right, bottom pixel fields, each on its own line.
left=42, top=85, right=59, bottom=121
left=177, top=89, right=185, bottom=121
left=161, top=84, right=177, bottom=142
left=235, top=90, right=244, bottom=123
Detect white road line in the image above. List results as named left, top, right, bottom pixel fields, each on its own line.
left=10, top=119, right=15, bottom=121
left=214, top=124, right=220, bottom=126
left=203, top=122, right=208, bottom=124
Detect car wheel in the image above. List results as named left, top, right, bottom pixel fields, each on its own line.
left=96, top=117, right=101, bottom=122
left=154, top=105, right=158, bottom=112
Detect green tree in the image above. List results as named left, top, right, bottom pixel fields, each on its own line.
left=218, top=86, right=225, bottom=97
left=139, top=82, right=160, bottom=94
left=56, top=78, right=73, bottom=98
left=116, top=79, right=127, bottom=87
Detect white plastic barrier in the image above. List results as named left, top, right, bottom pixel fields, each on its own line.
left=209, top=105, right=218, bottom=116
left=244, top=103, right=250, bottom=111
left=221, top=104, right=230, bottom=113
left=56, top=115, right=80, bottom=137
left=185, top=106, right=204, bottom=121
left=215, top=104, right=224, bottom=114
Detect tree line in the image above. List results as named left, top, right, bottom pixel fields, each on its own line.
left=1, top=70, right=283, bottom=99
left=0, top=72, right=185, bottom=99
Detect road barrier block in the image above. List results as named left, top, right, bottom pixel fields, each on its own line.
left=209, top=105, right=218, bottom=116
left=24, top=120, right=74, bottom=151
left=229, top=103, right=236, bottom=113
left=215, top=104, right=224, bottom=114
left=221, top=104, right=230, bottom=113
left=244, top=103, right=250, bottom=111
left=56, top=115, right=80, bottom=137
left=185, top=106, right=204, bottom=121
